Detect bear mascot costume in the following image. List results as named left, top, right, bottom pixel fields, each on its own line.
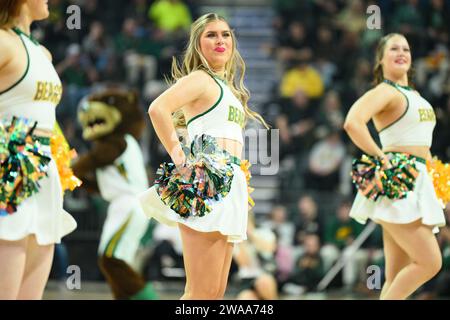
left=73, top=88, right=157, bottom=300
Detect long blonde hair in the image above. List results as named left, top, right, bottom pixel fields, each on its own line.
left=171, top=13, right=269, bottom=129
left=0, top=0, right=26, bottom=28
left=373, top=33, right=415, bottom=86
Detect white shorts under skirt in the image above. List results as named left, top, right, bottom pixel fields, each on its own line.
left=138, top=163, right=248, bottom=243
left=0, top=148, right=77, bottom=245
left=350, top=161, right=446, bottom=233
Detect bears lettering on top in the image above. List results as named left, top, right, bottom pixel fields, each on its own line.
left=418, top=108, right=436, bottom=122
left=227, top=105, right=245, bottom=128
left=33, top=81, right=63, bottom=104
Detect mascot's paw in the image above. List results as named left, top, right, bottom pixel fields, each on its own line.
left=129, top=282, right=159, bottom=300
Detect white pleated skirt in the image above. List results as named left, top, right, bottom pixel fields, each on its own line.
left=138, top=163, right=248, bottom=243
left=0, top=148, right=77, bottom=245
left=349, top=161, right=446, bottom=233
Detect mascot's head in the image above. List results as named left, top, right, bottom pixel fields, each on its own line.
left=78, top=88, right=144, bottom=141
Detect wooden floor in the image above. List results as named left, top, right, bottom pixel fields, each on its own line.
left=43, top=280, right=376, bottom=300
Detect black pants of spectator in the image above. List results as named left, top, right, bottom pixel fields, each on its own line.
left=144, top=240, right=183, bottom=281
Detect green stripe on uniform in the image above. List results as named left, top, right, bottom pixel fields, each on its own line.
left=0, top=28, right=30, bottom=95
left=187, top=76, right=224, bottom=126
left=104, top=217, right=131, bottom=258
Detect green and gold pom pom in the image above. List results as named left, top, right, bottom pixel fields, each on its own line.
left=1, top=117, right=51, bottom=216
left=155, top=134, right=235, bottom=218
left=351, top=153, right=419, bottom=201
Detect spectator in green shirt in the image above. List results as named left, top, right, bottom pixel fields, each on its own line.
left=114, top=18, right=158, bottom=86
left=148, top=0, right=192, bottom=35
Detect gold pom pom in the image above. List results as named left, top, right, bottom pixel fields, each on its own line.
left=240, top=159, right=255, bottom=208
left=51, top=123, right=82, bottom=193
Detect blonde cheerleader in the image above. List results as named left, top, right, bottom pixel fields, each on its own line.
left=139, top=13, right=268, bottom=300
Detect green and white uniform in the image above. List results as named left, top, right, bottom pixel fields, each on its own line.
left=139, top=73, right=249, bottom=243
left=350, top=80, right=446, bottom=232
left=0, top=27, right=76, bottom=244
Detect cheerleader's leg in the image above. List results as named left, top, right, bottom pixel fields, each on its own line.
left=379, top=227, right=410, bottom=299
left=0, top=237, right=28, bottom=299
left=16, top=235, right=54, bottom=299
left=379, top=219, right=442, bottom=300
left=179, top=223, right=233, bottom=300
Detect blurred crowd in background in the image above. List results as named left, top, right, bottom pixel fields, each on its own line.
left=35, top=0, right=450, bottom=299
